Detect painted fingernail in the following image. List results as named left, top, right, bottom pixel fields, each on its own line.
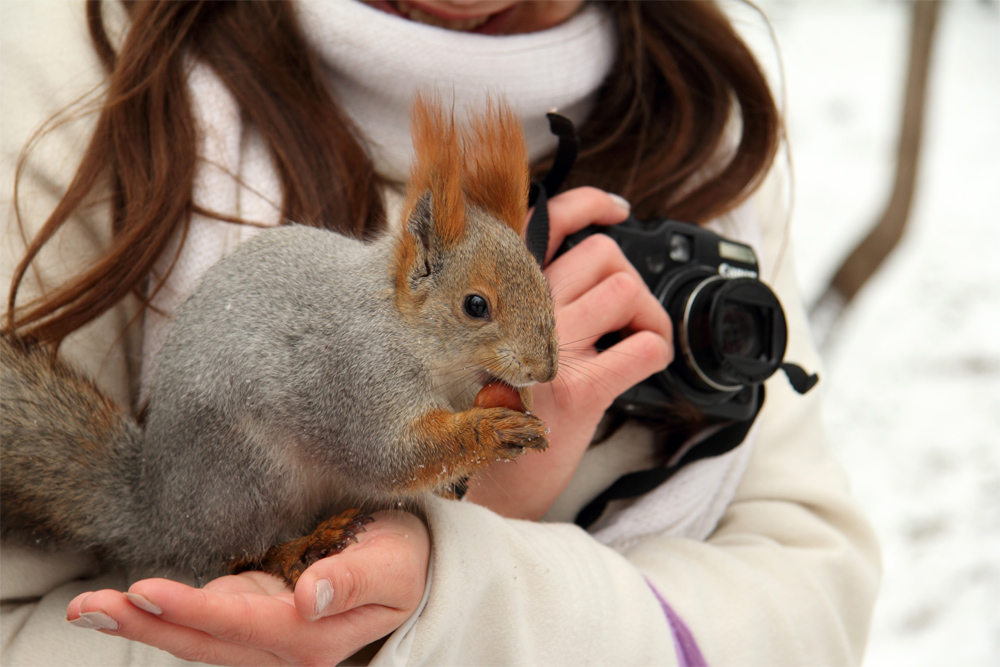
left=76, top=611, right=119, bottom=631
left=125, top=592, right=163, bottom=615
left=68, top=615, right=96, bottom=629
left=314, top=579, right=334, bottom=619
left=608, top=193, right=631, bottom=213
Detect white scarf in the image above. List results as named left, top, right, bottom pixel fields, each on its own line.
left=141, top=0, right=756, bottom=546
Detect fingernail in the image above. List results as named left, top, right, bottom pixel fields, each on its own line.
left=314, top=579, right=334, bottom=619
left=68, top=615, right=96, bottom=629
left=608, top=193, right=631, bottom=213
left=76, top=611, right=119, bottom=631
left=125, top=592, right=163, bottom=615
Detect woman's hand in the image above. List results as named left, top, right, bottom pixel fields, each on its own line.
left=465, top=187, right=674, bottom=519
left=65, top=511, right=429, bottom=666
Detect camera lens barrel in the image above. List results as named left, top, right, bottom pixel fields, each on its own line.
left=659, top=271, right=787, bottom=397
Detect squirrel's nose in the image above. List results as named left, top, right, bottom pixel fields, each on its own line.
left=525, top=353, right=558, bottom=384
left=538, top=360, right=558, bottom=384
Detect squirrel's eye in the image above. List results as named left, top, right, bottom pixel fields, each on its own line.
left=463, top=294, right=491, bottom=320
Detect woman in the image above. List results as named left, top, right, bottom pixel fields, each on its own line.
left=1, top=1, right=880, bottom=664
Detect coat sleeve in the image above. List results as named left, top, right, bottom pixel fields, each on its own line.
left=392, top=167, right=880, bottom=666
left=628, top=169, right=882, bottom=665
left=0, top=3, right=156, bottom=665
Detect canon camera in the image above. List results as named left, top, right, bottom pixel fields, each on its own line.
left=558, top=217, right=792, bottom=422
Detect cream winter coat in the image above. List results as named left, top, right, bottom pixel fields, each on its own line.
left=0, top=1, right=880, bottom=665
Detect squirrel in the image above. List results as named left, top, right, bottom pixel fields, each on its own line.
left=0, top=95, right=558, bottom=587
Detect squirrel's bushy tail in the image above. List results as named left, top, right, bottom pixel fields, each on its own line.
left=1, top=333, right=143, bottom=561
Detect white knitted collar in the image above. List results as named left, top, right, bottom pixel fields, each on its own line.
left=294, top=0, right=617, bottom=182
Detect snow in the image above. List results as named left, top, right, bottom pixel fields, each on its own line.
left=749, top=1, right=1000, bottom=665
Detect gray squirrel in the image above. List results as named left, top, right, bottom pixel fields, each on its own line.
left=1, top=96, right=558, bottom=586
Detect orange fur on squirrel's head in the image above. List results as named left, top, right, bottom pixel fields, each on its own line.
left=401, top=94, right=466, bottom=249
left=461, top=98, right=530, bottom=235
left=396, top=94, right=530, bottom=295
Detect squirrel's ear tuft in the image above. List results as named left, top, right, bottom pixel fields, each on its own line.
left=402, top=94, right=465, bottom=248
left=462, top=97, right=529, bottom=235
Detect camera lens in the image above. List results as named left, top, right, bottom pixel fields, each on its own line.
left=659, top=275, right=786, bottom=395
left=719, top=302, right=765, bottom=359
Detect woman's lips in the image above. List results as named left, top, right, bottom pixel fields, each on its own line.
left=371, top=1, right=516, bottom=34
left=393, top=1, right=495, bottom=31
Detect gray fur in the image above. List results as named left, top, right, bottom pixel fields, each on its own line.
left=1, top=204, right=557, bottom=580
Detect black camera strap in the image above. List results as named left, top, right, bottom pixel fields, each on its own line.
left=573, top=359, right=821, bottom=530
left=573, top=388, right=765, bottom=529
left=781, top=362, right=820, bottom=394
left=526, top=111, right=579, bottom=267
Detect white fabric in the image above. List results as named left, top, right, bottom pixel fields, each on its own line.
left=296, top=0, right=617, bottom=183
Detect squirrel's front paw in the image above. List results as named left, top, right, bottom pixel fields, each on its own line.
left=477, top=408, right=549, bottom=459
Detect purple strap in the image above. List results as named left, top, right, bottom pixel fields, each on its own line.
left=646, top=578, right=708, bottom=667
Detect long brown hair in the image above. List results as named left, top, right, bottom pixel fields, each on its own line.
left=6, top=0, right=779, bottom=346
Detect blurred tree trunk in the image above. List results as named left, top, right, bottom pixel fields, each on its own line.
left=811, top=0, right=942, bottom=345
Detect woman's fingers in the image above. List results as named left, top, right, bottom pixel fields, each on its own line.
left=564, top=330, right=674, bottom=400
left=547, top=234, right=647, bottom=308
left=69, top=585, right=278, bottom=666
left=559, top=268, right=672, bottom=344
left=538, top=186, right=632, bottom=263
left=70, top=575, right=381, bottom=666
left=133, top=578, right=293, bottom=641
left=65, top=511, right=431, bottom=666
left=545, top=227, right=673, bottom=401
left=558, top=273, right=673, bottom=387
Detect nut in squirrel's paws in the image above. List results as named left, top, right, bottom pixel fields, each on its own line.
left=473, top=380, right=548, bottom=457
left=475, top=379, right=529, bottom=413
left=229, top=509, right=374, bottom=588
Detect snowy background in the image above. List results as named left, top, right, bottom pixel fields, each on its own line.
left=744, top=1, right=999, bottom=665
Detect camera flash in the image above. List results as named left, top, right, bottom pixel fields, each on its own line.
left=718, top=240, right=757, bottom=266
left=669, top=234, right=692, bottom=263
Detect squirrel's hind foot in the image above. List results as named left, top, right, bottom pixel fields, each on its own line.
left=228, top=509, right=374, bottom=588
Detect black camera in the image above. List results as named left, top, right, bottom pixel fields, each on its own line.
left=558, top=216, right=790, bottom=423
